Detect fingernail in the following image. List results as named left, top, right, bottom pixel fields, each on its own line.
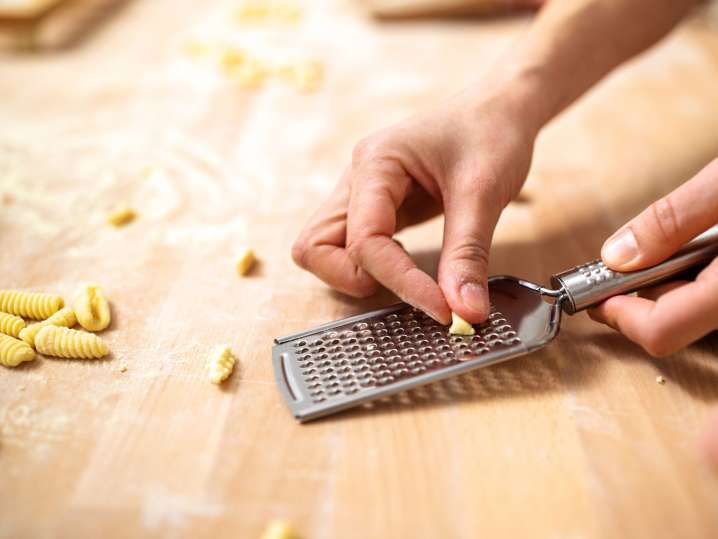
left=460, top=282, right=489, bottom=319
left=603, top=228, right=639, bottom=267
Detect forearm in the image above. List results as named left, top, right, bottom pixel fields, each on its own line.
left=489, top=0, right=699, bottom=131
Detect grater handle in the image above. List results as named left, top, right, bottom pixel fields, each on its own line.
left=550, top=225, right=718, bottom=314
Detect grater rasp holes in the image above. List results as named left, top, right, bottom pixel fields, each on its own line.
left=291, top=306, right=522, bottom=406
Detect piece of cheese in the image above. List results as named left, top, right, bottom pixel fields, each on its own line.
left=449, top=312, right=475, bottom=336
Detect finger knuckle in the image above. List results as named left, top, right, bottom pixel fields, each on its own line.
left=640, top=326, right=676, bottom=358
left=464, top=170, right=500, bottom=189
left=353, top=279, right=378, bottom=298
left=352, top=136, right=384, bottom=165
left=453, top=175, right=513, bottom=214
left=346, top=236, right=367, bottom=264
left=648, top=195, right=681, bottom=244
left=449, top=239, right=490, bottom=268
left=291, top=237, right=310, bottom=269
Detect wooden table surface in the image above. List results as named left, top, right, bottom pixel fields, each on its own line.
left=2, top=1, right=718, bottom=537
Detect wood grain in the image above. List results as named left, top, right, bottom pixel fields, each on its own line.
left=2, top=1, right=718, bottom=538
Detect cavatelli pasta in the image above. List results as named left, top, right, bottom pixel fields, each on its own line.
left=208, top=345, right=236, bottom=384
left=0, top=311, right=25, bottom=338
left=19, top=307, right=77, bottom=347
left=35, top=326, right=109, bottom=359
left=0, top=333, right=35, bottom=367
left=0, top=289, right=64, bottom=320
left=73, top=284, right=111, bottom=332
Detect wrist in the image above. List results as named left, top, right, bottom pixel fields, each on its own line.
left=475, top=63, right=556, bottom=138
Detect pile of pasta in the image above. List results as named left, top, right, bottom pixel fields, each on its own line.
left=0, top=285, right=111, bottom=368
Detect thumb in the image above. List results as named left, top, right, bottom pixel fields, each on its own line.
left=602, top=158, right=718, bottom=271
left=438, top=185, right=501, bottom=324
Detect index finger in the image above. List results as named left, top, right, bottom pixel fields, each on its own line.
left=346, top=160, right=451, bottom=324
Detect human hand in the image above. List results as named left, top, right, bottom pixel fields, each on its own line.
left=589, top=158, right=718, bottom=357
left=292, top=87, right=539, bottom=324
left=701, top=407, right=718, bottom=470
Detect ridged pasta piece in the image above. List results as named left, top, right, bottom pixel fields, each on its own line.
left=35, top=326, right=109, bottom=359
left=0, top=289, right=64, bottom=320
left=0, top=311, right=25, bottom=338
left=73, top=284, right=111, bottom=332
left=19, top=307, right=77, bottom=347
left=208, top=345, right=236, bottom=384
left=0, top=333, right=35, bottom=367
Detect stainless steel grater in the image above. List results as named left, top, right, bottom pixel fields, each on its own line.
left=273, top=225, right=718, bottom=421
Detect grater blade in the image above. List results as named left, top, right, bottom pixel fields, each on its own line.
left=272, top=276, right=563, bottom=422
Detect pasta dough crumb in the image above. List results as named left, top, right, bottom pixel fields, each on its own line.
left=73, top=284, right=111, bottom=332
left=234, top=0, right=301, bottom=24
left=260, top=520, right=297, bottom=539
left=220, top=49, right=246, bottom=75
left=231, top=58, right=268, bottom=89
left=236, top=247, right=256, bottom=276
left=107, top=205, right=136, bottom=227
left=656, top=376, right=666, bottom=385
left=184, top=39, right=222, bottom=59
left=208, top=345, right=236, bottom=384
left=449, top=312, right=475, bottom=336
left=290, top=60, right=323, bottom=92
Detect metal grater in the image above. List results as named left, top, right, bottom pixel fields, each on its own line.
left=273, top=225, right=718, bottom=421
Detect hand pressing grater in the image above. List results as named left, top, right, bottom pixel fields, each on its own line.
left=273, top=225, right=718, bottom=421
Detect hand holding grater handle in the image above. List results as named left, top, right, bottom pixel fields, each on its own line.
left=550, top=225, right=718, bottom=314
